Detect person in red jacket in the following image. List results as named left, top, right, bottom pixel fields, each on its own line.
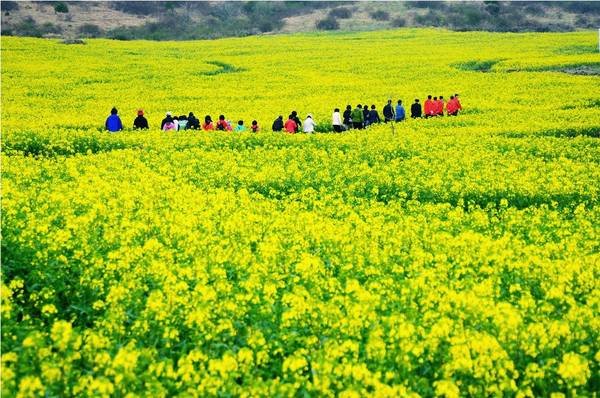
left=284, top=115, right=297, bottom=133
left=216, top=115, right=229, bottom=131
left=424, top=95, right=434, bottom=118
left=447, top=95, right=457, bottom=116
left=203, top=115, right=214, bottom=130
left=454, top=94, right=463, bottom=115
left=436, top=96, right=445, bottom=116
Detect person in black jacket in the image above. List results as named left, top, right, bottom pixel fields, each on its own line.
left=291, top=111, right=301, bottom=132
left=369, top=105, right=381, bottom=125
left=133, top=109, right=149, bottom=129
left=272, top=115, right=284, bottom=132
left=382, top=99, right=394, bottom=123
left=411, top=99, right=422, bottom=118
left=362, top=104, right=370, bottom=128
left=343, top=105, right=352, bottom=129
left=187, top=112, right=200, bottom=129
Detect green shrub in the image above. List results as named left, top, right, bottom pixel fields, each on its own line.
left=259, top=21, right=274, bottom=33
left=329, top=7, right=352, bottom=19
left=391, top=17, right=407, bottom=27
left=54, top=2, right=69, bottom=14
left=78, top=23, right=103, bottom=38
left=111, top=1, right=159, bottom=15
left=316, top=17, right=339, bottom=31
left=371, top=10, right=390, bottom=21
left=1, top=1, right=19, bottom=12
left=10, top=17, right=62, bottom=37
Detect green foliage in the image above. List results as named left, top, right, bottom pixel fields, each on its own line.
left=452, top=59, right=503, bottom=72
left=111, top=1, right=159, bottom=15
left=391, top=17, right=407, bottom=27
left=370, top=10, right=390, bottom=21
left=316, top=17, right=339, bottom=31
left=53, top=2, right=69, bottom=14
left=107, top=10, right=284, bottom=41
left=197, top=61, right=247, bottom=76
left=77, top=23, right=103, bottom=38
left=328, top=7, right=353, bottom=19
left=6, top=17, right=62, bottom=38
left=0, top=1, right=19, bottom=12
left=313, top=121, right=333, bottom=133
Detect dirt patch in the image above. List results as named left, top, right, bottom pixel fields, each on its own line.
left=506, top=63, right=600, bottom=76
left=561, top=65, right=600, bottom=76
left=280, top=9, right=330, bottom=33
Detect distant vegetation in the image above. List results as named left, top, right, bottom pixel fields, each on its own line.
left=2, top=1, right=600, bottom=40
left=370, top=10, right=390, bottom=21
left=316, top=17, right=340, bottom=31
left=53, top=2, right=69, bottom=14
left=1, top=16, right=62, bottom=37
left=328, top=7, right=352, bottom=19
left=107, top=1, right=334, bottom=40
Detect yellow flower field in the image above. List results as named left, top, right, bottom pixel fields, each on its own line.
left=1, top=29, right=599, bottom=397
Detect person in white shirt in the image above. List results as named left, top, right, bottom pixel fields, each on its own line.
left=332, top=108, right=343, bottom=132
left=303, top=114, right=316, bottom=133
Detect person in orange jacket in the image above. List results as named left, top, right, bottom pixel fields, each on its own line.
left=284, top=114, right=297, bottom=133
left=436, top=96, right=445, bottom=116
left=424, top=95, right=434, bottom=118
left=447, top=95, right=457, bottom=116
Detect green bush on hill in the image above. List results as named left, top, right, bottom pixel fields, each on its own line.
left=53, top=2, right=69, bottom=14
left=316, top=17, right=340, bottom=31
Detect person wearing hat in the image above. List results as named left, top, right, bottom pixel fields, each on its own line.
left=303, top=114, right=316, bottom=133
left=161, top=112, right=173, bottom=130
left=133, top=109, right=149, bottom=129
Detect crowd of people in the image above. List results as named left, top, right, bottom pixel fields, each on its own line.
left=105, top=94, right=462, bottom=133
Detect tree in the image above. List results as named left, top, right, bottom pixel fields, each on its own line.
left=316, top=17, right=339, bottom=30
left=54, top=2, right=69, bottom=14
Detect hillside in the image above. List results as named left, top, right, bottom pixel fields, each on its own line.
left=2, top=1, right=600, bottom=40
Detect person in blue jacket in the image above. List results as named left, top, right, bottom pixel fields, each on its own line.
left=395, top=100, right=406, bottom=122
left=105, top=107, right=123, bottom=132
